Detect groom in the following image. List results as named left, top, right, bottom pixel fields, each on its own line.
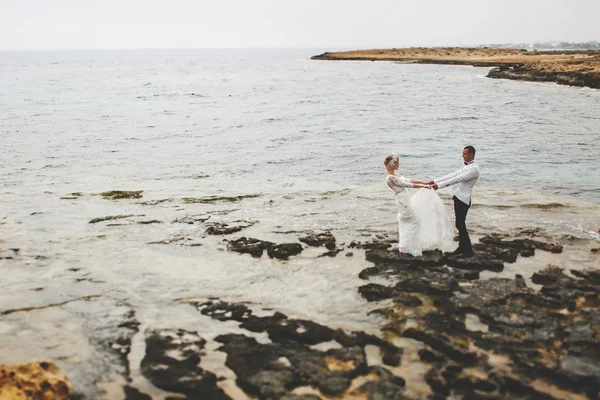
left=430, top=146, right=480, bottom=257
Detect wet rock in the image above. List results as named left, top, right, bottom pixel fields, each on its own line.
left=350, top=367, right=407, bottom=399
left=359, top=283, right=395, bottom=301
left=172, top=214, right=210, bottom=224
left=188, top=299, right=405, bottom=398
left=215, top=333, right=367, bottom=398
left=350, top=238, right=395, bottom=250
left=226, top=237, right=275, bottom=258
left=403, top=328, right=479, bottom=366
left=531, top=264, right=565, bottom=285
left=394, top=270, right=462, bottom=296
left=318, top=248, right=344, bottom=257
left=479, top=236, right=563, bottom=254
left=89, top=214, right=137, bottom=224
left=182, top=194, right=259, bottom=204
left=418, top=348, right=446, bottom=363
left=141, top=329, right=230, bottom=399
left=365, top=249, right=444, bottom=267
left=0, top=361, right=72, bottom=400
left=123, top=385, right=152, bottom=400
left=393, top=294, right=424, bottom=307
left=472, top=243, right=519, bottom=263
left=205, top=220, right=256, bottom=235
left=447, top=277, right=532, bottom=314
left=267, top=243, right=304, bottom=260
left=299, top=231, right=336, bottom=250
left=98, top=190, right=143, bottom=200
left=445, top=253, right=504, bottom=272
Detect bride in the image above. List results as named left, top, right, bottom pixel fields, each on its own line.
left=384, top=154, right=453, bottom=256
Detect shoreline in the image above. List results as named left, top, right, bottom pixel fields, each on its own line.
left=1, top=189, right=599, bottom=398
left=311, top=47, right=600, bottom=89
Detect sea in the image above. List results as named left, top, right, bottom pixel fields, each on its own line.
left=1, top=48, right=599, bottom=399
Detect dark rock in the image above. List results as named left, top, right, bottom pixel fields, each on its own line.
left=359, top=284, right=395, bottom=301
left=123, top=385, right=151, bottom=400
left=205, top=220, right=256, bottom=235
left=267, top=243, right=304, bottom=260
left=351, top=367, right=407, bottom=399
left=479, top=236, right=562, bottom=254
left=182, top=194, right=259, bottom=204
left=445, top=254, right=504, bottom=272
left=365, top=249, right=444, bottom=267
left=299, top=231, right=336, bottom=250
left=141, top=329, right=230, bottom=399
left=487, top=66, right=600, bottom=90
left=394, top=273, right=460, bottom=296
left=418, top=349, right=446, bottom=363
left=393, top=294, right=424, bottom=307
left=472, top=243, right=519, bottom=263
left=402, top=328, right=479, bottom=366
left=531, top=265, right=565, bottom=285
left=226, top=237, right=275, bottom=258
left=172, top=214, right=211, bottom=224
left=98, top=190, right=143, bottom=200
left=318, top=248, right=343, bottom=257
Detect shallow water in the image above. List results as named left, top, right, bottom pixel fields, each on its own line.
left=0, top=49, right=599, bottom=398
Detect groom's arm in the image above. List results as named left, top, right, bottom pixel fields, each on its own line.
left=437, top=168, right=479, bottom=189
left=433, top=169, right=461, bottom=185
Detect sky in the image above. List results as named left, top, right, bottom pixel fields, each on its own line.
left=0, top=0, right=598, bottom=50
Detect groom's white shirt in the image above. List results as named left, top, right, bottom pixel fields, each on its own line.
left=434, top=161, right=480, bottom=205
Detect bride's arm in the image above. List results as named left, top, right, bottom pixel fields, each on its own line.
left=410, top=179, right=432, bottom=188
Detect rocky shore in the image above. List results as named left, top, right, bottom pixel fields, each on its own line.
left=311, top=47, right=600, bottom=89
left=2, top=191, right=599, bottom=399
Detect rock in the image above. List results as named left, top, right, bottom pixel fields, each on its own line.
left=402, top=328, right=479, bottom=366
left=365, top=249, right=444, bottom=267
left=141, top=329, right=230, bottom=399
left=98, top=190, right=143, bottom=200
left=445, top=253, right=504, bottom=272
left=172, top=214, right=211, bottom=224
left=0, top=361, right=72, bottom=400
left=359, top=284, right=395, bottom=301
left=123, top=385, right=152, bottom=400
left=226, top=237, right=275, bottom=258
left=299, top=231, right=336, bottom=250
left=187, top=299, right=405, bottom=398
left=205, top=221, right=255, bottom=235
left=479, top=236, right=563, bottom=254
left=393, top=294, right=424, bottom=307
left=89, top=214, right=136, bottom=224
left=182, top=194, right=259, bottom=204
left=531, top=264, right=565, bottom=285
left=350, top=367, right=407, bottom=399
left=318, top=249, right=343, bottom=257
left=267, top=243, right=304, bottom=260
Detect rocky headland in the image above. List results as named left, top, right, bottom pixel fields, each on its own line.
left=311, top=47, right=600, bottom=89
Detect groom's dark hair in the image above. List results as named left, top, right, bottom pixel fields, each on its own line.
left=464, top=146, right=476, bottom=157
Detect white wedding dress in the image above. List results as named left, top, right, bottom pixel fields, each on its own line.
left=386, top=175, right=454, bottom=256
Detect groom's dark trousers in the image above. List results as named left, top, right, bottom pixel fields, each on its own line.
left=453, top=196, right=472, bottom=253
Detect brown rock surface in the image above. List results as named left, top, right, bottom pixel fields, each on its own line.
left=0, top=362, right=72, bottom=400
left=312, top=47, right=600, bottom=89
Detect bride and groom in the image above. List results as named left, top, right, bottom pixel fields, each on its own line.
left=385, top=146, right=480, bottom=257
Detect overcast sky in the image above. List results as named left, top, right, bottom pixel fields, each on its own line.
left=1, top=0, right=598, bottom=50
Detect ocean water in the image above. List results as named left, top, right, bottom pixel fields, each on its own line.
left=1, top=48, right=599, bottom=398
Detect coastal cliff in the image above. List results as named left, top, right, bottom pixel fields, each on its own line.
left=311, top=48, right=600, bottom=89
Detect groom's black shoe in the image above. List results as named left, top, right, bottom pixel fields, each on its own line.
left=445, top=247, right=464, bottom=257
left=457, top=250, right=474, bottom=258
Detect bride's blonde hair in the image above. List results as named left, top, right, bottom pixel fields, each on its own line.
left=384, top=154, right=399, bottom=169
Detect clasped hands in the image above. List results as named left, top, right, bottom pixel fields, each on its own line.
left=415, top=180, right=438, bottom=190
